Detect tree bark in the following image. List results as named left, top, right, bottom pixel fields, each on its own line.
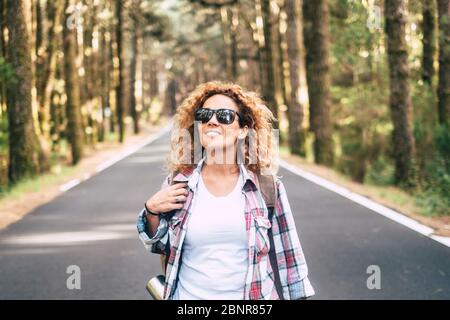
left=230, top=7, right=238, bottom=80
left=130, top=8, right=139, bottom=134
left=5, top=0, right=41, bottom=184
left=0, top=0, right=6, bottom=112
left=285, top=0, right=306, bottom=156
left=36, top=0, right=63, bottom=139
left=437, top=0, right=450, bottom=125
left=63, top=0, right=84, bottom=165
left=220, top=6, right=233, bottom=80
left=385, top=0, right=416, bottom=187
left=260, top=0, right=278, bottom=124
left=115, top=0, right=125, bottom=142
left=303, top=0, right=334, bottom=165
left=422, top=0, right=436, bottom=85
left=99, top=21, right=110, bottom=142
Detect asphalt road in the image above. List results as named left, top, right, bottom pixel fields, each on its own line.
left=1, top=129, right=449, bottom=299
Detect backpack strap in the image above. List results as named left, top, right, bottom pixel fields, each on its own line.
left=256, top=171, right=284, bottom=300
left=255, top=172, right=277, bottom=208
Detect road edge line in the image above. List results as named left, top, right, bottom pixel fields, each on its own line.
left=59, top=120, right=173, bottom=193
left=278, top=158, right=450, bottom=248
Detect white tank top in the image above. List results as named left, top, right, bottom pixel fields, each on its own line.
left=173, top=172, right=248, bottom=300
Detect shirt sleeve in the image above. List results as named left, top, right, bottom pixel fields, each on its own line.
left=136, top=174, right=171, bottom=255
left=272, top=177, right=315, bottom=300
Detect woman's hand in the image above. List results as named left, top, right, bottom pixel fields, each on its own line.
left=145, top=182, right=189, bottom=215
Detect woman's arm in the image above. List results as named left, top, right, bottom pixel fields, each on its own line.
left=137, top=173, right=188, bottom=255
left=137, top=174, right=171, bottom=255
left=271, top=177, right=315, bottom=300
left=137, top=208, right=169, bottom=255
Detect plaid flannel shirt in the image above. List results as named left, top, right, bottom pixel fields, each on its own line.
left=137, top=158, right=315, bottom=300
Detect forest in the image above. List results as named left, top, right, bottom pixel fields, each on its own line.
left=0, top=0, right=449, bottom=216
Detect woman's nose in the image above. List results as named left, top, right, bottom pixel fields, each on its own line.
left=207, top=113, right=220, bottom=125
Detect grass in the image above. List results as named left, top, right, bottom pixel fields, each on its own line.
left=0, top=164, right=78, bottom=201
left=0, top=132, right=121, bottom=202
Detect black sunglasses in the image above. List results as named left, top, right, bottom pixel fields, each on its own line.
left=194, top=107, right=242, bottom=125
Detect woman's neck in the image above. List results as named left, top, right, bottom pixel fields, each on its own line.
left=202, top=158, right=240, bottom=178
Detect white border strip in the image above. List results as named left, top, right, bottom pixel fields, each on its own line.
left=60, top=179, right=80, bottom=192
left=279, top=158, right=450, bottom=248
left=59, top=121, right=173, bottom=192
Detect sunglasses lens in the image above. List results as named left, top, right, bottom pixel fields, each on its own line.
left=195, top=108, right=237, bottom=124
left=195, top=108, right=212, bottom=123
left=217, top=109, right=235, bottom=124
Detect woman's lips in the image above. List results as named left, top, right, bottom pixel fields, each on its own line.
left=205, top=130, right=221, bottom=137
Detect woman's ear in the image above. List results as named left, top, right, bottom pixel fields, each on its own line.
left=238, top=125, right=249, bottom=140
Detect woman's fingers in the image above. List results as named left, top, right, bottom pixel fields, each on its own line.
left=172, top=194, right=187, bottom=203
left=171, top=185, right=189, bottom=196
left=153, top=182, right=188, bottom=214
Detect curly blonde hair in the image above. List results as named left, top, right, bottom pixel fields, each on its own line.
left=165, top=81, right=278, bottom=176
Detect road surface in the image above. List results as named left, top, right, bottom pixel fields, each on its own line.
left=1, top=129, right=449, bottom=299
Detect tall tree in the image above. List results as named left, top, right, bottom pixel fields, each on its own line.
left=0, top=0, right=6, bottom=111
left=36, top=0, right=63, bottom=139
left=63, top=0, right=84, bottom=164
left=285, top=0, right=306, bottom=156
left=115, top=0, right=125, bottom=142
left=5, top=0, right=42, bottom=183
left=385, top=0, right=416, bottom=187
left=259, top=0, right=278, bottom=123
left=303, top=0, right=334, bottom=165
left=220, top=6, right=233, bottom=80
left=437, top=0, right=450, bottom=125
left=98, top=5, right=111, bottom=142
left=422, top=0, right=437, bottom=85
left=129, top=0, right=140, bottom=134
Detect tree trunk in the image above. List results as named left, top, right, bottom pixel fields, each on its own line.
left=82, top=0, right=98, bottom=146
left=285, top=0, right=306, bottom=156
left=36, top=0, right=63, bottom=139
left=5, top=0, right=41, bottom=184
left=260, top=0, right=278, bottom=124
left=115, top=0, right=125, bottom=142
left=385, top=0, right=416, bottom=187
left=99, top=22, right=110, bottom=142
left=275, top=0, right=287, bottom=145
left=422, top=0, right=436, bottom=85
left=230, top=7, right=238, bottom=80
left=437, top=0, right=450, bottom=125
left=0, top=0, right=6, bottom=113
left=167, top=78, right=177, bottom=116
left=303, top=0, right=334, bottom=165
left=220, top=6, right=233, bottom=80
left=63, top=0, right=84, bottom=165
left=277, top=1, right=288, bottom=110
left=130, top=12, right=139, bottom=134
left=108, top=17, right=116, bottom=134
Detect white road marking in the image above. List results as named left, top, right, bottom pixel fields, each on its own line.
left=60, top=179, right=80, bottom=192
left=58, top=121, right=172, bottom=192
left=279, top=158, right=450, bottom=248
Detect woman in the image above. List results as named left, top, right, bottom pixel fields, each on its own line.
left=137, top=81, right=315, bottom=300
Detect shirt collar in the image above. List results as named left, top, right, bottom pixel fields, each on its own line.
left=172, top=156, right=258, bottom=192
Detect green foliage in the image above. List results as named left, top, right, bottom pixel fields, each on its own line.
left=332, top=80, right=392, bottom=183
left=409, top=82, right=450, bottom=215
left=329, top=0, right=384, bottom=86
left=0, top=57, right=17, bottom=85
left=415, top=125, right=450, bottom=216
left=365, top=154, right=395, bottom=186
